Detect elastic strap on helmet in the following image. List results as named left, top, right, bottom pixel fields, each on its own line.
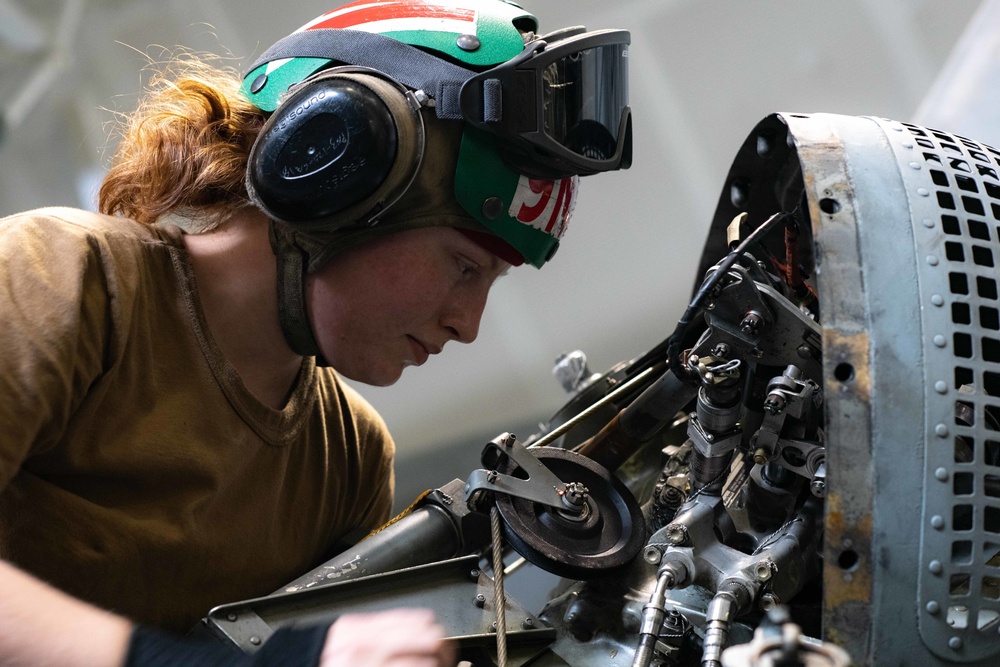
left=245, top=29, right=496, bottom=121
left=269, top=222, right=323, bottom=359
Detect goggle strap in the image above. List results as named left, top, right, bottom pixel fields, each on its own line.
left=245, top=29, right=500, bottom=121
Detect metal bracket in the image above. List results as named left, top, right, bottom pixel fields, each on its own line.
left=464, top=433, right=579, bottom=511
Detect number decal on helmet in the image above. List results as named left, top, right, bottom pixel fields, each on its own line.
left=509, top=175, right=577, bottom=239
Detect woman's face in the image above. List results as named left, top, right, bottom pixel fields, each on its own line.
left=306, top=226, right=510, bottom=386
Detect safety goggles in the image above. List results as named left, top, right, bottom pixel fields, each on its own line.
left=460, top=28, right=632, bottom=179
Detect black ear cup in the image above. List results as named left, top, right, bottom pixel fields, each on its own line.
left=247, top=70, right=424, bottom=231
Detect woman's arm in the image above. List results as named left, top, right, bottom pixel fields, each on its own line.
left=0, top=559, right=131, bottom=667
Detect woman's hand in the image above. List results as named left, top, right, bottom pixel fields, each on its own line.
left=320, top=609, right=456, bottom=667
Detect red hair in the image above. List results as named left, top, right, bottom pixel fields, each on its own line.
left=99, top=53, right=265, bottom=230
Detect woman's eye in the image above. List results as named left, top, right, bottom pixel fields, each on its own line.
left=458, top=258, right=480, bottom=278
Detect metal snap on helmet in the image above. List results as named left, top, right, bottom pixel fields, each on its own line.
left=242, top=0, right=632, bottom=269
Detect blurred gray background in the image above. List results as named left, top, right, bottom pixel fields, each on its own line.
left=2, top=0, right=997, bottom=510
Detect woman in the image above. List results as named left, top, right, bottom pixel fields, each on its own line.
left=0, top=0, right=631, bottom=664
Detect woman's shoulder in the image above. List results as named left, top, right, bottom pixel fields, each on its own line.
left=0, top=206, right=170, bottom=238
left=1, top=207, right=183, bottom=248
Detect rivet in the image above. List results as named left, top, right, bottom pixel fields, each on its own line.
left=926, top=601, right=941, bottom=614
left=917, top=188, right=930, bottom=197
left=931, top=515, right=945, bottom=530
left=949, top=636, right=963, bottom=650
left=935, top=424, right=949, bottom=437
left=935, top=467, right=949, bottom=481
left=933, top=335, right=947, bottom=348
left=929, top=559, right=943, bottom=575
left=456, top=34, right=481, bottom=51
left=927, top=255, right=939, bottom=266
left=482, top=196, right=504, bottom=220
left=250, top=73, right=268, bottom=94
left=226, top=613, right=238, bottom=622
left=910, top=162, right=921, bottom=170
left=923, top=218, right=935, bottom=228
left=901, top=141, right=914, bottom=149
left=931, top=294, right=945, bottom=306
left=250, top=636, right=262, bottom=646
left=935, top=381, right=948, bottom=394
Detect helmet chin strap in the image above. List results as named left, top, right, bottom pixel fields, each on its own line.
left=269, top=221, right=326, bottom=361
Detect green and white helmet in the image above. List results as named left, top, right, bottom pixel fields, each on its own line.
left=242, top=0, right=631, bottom=269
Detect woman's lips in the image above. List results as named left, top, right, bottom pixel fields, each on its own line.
left=407, top=336, right=430, bottom=366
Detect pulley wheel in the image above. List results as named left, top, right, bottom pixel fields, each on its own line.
left=494, top=447, right=645, bottom=579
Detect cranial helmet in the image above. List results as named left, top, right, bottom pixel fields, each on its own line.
left=242, top=0, right=631, bottom=356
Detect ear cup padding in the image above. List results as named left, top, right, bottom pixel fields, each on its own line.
left=247, top=71, right=424, bottom=231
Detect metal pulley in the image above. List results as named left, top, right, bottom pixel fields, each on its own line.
left=465, top=434, right=645, bottom=580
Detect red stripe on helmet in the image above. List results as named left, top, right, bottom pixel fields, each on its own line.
left=310, top=1, right=475, bottom=31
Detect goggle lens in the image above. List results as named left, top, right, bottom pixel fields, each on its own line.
left=541, top=43, right=629, bottom=161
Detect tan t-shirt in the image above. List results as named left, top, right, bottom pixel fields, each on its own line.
left=0, top=207, right=395, bottom=632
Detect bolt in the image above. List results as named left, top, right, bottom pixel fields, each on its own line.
left=760, top=593, right=781, bottom=611
left=474, top=594, right=486, bottom=608
left=644, top=545, right=663, bottom=564
left=489, top=622, right=498, bottom=633
left=470, top=569, right=481, bottom=580
left=711, top=343, right=731, bottom=359
left=522, top=618, right=535, bottom=629
left=811, top=479, right=827, bottom=497
left=740, top=311, right=763, bottom=336
left=411, top=90, right=430, bottom=106
left=763, top=393, right=786, bottom=414
left=666, top=524, right=689, bottom=545
left=753, top=447, right=770, bottom=465
left=753, top=560, right=774, bottom=582
left=562, top=482, right=589, bottom=507
left=797, top=344, right=812, bottom=359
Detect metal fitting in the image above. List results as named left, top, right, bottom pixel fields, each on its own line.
left=740, top=311, right=764, bottom=336
left=753, top=559, right=775, bottom=582
left=763, top=392, right=787, bottom=414
left=561, top=482, right=590, bottom=508
left=760, top=593, right=781, bottom=611
left=665, top=523, right=689, bottom=545
left=811, top=478, right=827, bottom=497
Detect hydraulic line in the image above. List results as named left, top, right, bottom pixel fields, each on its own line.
left=701, top=582, right=752, bottom=667
left=631, top=568, right=676, bottom=667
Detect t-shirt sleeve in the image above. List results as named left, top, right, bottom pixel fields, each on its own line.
left=0, top=213, right=112, bottom=490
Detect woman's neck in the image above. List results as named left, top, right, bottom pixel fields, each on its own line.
left=182, top=209, right=304, bottom=409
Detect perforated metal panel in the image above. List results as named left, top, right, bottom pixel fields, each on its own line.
left=886, top=120, right=1000, bottom=661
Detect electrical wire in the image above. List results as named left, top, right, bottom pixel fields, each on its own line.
left=666, top=210, right=796, bottom=384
